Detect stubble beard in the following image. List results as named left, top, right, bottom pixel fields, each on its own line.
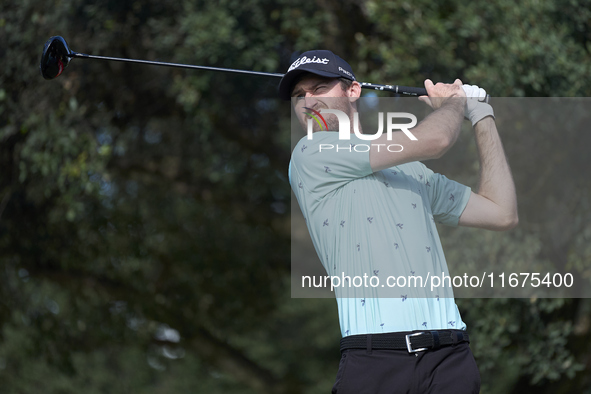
left=301, top=98, right=354, bottom=133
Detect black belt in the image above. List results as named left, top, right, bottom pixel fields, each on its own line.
left=340, top=330, right=470, bottom=354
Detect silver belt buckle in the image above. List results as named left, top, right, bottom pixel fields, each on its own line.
left=405, top=332, right=428, bottom=353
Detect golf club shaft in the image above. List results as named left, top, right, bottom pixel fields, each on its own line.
left=67, top=52, right=431, bottom=98
left=68, top=52, right=490, bottom=102
left=68, top=52, right=285, bottom=78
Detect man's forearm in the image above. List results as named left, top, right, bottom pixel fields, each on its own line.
left=422, top=99, right=465, bottom=153
left=369, top=99, right=465, bottom=171
left=473, top=117, right=518, bottom=224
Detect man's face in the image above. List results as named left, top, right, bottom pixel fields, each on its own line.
left=291, top=74, right=356, bottom=133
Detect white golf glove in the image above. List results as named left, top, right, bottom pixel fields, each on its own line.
left=462, top=84, right=494, bottom=126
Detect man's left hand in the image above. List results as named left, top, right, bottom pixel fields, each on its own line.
left=463, top=84, right=494, bottom=126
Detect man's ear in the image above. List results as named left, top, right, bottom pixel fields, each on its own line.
left=348, top=81, right=362, bottom=102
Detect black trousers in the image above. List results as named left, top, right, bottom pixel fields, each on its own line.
left=332, top=336, right=481, bottom=393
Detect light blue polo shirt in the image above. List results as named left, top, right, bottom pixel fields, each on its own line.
left=290, top=132, right=472, bottom=336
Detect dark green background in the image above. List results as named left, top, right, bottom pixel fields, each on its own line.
left=1, top=1, right=590, bottom=393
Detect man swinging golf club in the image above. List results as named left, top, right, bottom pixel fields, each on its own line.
left=281, top=50, right=518, bottom=393
left=39, top=36, right=514, bottom=392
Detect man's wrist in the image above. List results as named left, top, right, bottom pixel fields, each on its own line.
left=440, top=98, right=466, bottom=113
left=473, top=115, right=495, bottom=130
left=468, top=103, right=494, bottom=126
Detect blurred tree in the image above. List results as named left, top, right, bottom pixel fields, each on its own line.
left=0, top=0, right=590, bottom=393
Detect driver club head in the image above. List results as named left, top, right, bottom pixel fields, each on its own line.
left=40, top=36, right=72, bottom=80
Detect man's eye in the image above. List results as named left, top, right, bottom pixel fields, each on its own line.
left=315, top=86, right=326, bottom=92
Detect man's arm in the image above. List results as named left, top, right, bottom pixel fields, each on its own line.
left=458, top=117, right=519, bottom=230
left=369, top=79, right=466, bottom=172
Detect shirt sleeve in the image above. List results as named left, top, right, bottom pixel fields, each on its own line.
left=291, top=132, right=373, bottom=198
left=423, top=166, right=471, bottom=227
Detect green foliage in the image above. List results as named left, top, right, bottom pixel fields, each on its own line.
left=358, top=0, right=591, bottom=96
left=0, top=0, right=590, bottom=393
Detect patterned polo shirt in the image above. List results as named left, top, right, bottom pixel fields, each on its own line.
left=289, top=131, right=472, bottom=336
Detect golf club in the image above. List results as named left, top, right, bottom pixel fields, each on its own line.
left=40, top=36, right=489, bottom=102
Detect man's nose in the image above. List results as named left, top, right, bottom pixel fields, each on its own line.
left=304, top=94, right=319, bottom=108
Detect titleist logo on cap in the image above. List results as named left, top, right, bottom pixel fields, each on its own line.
left=288, top=56, right=330, bottom=72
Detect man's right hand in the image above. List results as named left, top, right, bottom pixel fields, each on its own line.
left=369, top=79, right=467, bottom=172
left=418, top=79, right=466, bottom=110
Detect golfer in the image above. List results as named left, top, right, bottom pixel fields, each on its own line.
left=280, top=50, right=517, bottom=393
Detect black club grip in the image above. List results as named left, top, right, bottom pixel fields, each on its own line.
left=359, top=82, right=490, bottom=103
